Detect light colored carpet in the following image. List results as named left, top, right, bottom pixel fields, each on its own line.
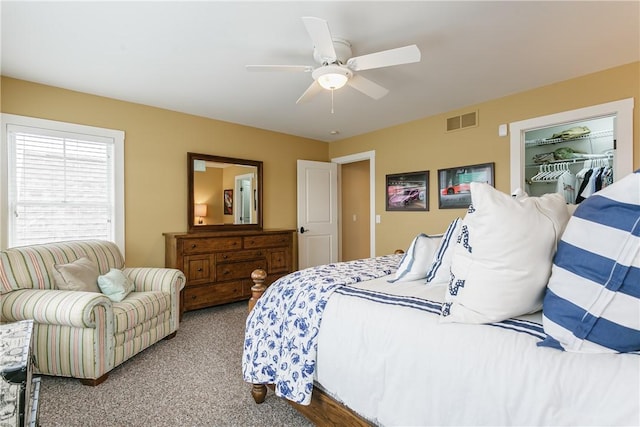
left=37, top=301, right=313, bottom=426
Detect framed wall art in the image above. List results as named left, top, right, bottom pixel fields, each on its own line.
left=438, top=162, right=495, bottom=209
left=385, top=170, right=429, bottom=211
left=224, top=189, right=233, bottom=215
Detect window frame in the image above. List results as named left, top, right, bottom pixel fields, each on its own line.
left=0, top=114, right=125, bottom=254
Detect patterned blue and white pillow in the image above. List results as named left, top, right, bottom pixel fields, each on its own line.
left=389, top=233, right=440, bottom=283
left=539, top=170, right=640, bottom=353
left=425, top=218, right=462, bottom=284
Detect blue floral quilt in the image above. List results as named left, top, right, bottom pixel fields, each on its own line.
left=242, top=254, right=401, bottom=405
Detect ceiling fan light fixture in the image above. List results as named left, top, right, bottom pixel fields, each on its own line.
left=312, top=65, right=352, bottom=90
left=318, top=73, right=348, bottom=90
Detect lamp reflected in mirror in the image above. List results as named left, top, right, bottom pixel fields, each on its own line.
left=194, top=203, right=208, bottom=225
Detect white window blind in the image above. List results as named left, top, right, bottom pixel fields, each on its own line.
left=1, top=115, right=125, bottom=252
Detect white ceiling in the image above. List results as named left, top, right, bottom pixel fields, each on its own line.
left=2, top=1, right=639, bottom=142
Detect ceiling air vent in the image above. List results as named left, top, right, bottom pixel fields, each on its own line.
left=446, top=111, right=478, bottom=132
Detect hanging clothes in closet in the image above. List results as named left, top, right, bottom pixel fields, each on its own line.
left=575, top=158, right=613, bottom=204
left=530, top=162, right=576, bottom=204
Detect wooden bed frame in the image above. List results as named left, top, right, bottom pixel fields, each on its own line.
left=247, top=269, right=372, bottom=426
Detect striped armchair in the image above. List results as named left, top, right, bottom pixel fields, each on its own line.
left=0, top=240, right=185, bottom=385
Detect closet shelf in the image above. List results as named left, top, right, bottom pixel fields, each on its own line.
left=525, top=129, right=613, bottom=147
left=525, top=153, right=613, bottom=168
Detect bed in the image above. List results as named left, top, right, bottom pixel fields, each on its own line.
left=243, top=173, right=640, bottom=426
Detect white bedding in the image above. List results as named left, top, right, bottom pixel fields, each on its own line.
left=315, top=276, right=640, bottom=426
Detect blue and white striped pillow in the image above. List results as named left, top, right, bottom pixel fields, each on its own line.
left=425, top=218, right=462, bottom=284
left=389, top=233, right=439, bottom=283
left=539, top=170, right=640, bottom=353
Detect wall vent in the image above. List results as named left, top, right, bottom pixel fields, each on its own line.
left=446, top=111, right=478, bottom=132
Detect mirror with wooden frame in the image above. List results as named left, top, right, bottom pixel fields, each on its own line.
left=188, top=152, right=263, bottom=233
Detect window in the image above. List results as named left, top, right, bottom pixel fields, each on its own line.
left=1, top=114, right=124, bottom=253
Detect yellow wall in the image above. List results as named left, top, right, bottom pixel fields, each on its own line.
left=2, top=62, right=638, bottom=265
left=329, top=62, right=640, bottom=255
left=193, top=167, right=222, bottom=225
left=1, top=77, right=328, bottom=266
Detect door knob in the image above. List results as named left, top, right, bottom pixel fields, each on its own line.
left=300, top=227, right=308, bottom=234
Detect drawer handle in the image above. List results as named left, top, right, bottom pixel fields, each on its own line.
left=223, top=270, right=230, bottom=275
left=197, top=268, right=203, bottom=272
left=222, top=254, right=228, bottom=259
left=191, top=244, right=197, bottom=249
left=191, top=295, right=197, bottom=300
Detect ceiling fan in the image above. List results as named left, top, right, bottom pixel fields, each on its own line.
left=246, top=17, right=421, bottom=104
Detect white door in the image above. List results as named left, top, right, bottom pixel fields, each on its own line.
left=235, top=173, right=254, bottom=224
left=297, top=160, right=338, bottom=269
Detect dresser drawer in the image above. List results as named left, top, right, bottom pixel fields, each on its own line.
left=183, top=237, right=242, bottom=254
left=216, top=259, right=267, bottom=281
left=183, top=282, right=244, bottom=310
left=243, top=233, right=291, bottom=249
left=268, top=248, right=291, bottom=273
left=216, top=249, right=265, bottom=263
left=184, top=255, right=213, bottom=284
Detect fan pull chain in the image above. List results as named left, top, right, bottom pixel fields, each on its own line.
left=331, top=88, right=335, bottom=114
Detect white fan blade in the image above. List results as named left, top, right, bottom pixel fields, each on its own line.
left=246, top=65, right=313, bottom=72
left=302, top=16, right=337, bottom=63
left=296, top=80, right=323, bottom=104
left=347, top=75, right=389, bottom=99
left=347, top=45, right=421, bottom=71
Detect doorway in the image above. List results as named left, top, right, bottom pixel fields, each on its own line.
left=332, top=150, right=376, bottom=260
left=234, top=173, right=254, bottom=224
left=296, top=151, right=376, bottom=268
left=340, top=160, right=370, bottom=261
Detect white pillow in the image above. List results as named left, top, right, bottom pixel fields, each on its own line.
left=539, top=170, right=640, bottom=353
left=425, top=218, right=462, bottom=284
left=98, top=268, right=135, bottom=302
left=389, top=233, right=440, bottom=283
left=440, top=182, right=570, bottom=324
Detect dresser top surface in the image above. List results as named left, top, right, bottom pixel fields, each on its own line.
left=164, top=229, right=295, bottom=239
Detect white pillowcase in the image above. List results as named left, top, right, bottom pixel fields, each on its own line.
left=97, top=268, right=135, bottom=302
left=389, top=233, right=440, bottom=283
left=425, top=218, right=462, bottom=284
left=440, top=182, right=570, bottom=324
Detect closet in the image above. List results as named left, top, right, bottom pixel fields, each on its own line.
left=509, top=98, right=634, bottom=202
left=524, top=116, right=614, bottom=204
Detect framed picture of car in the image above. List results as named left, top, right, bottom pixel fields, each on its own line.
left=437, top=162, right=495, bottom=209
left=385, top=170, right=429, bottom=211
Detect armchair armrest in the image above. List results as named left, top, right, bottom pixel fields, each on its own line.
left=1, top=288, right=112, bottom=328
left=123, top=267, right=185, bottom=332
left=123, top=267, right=185, bottom=294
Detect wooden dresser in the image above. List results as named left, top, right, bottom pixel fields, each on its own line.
left=164, top=229, right=295, bottom=313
